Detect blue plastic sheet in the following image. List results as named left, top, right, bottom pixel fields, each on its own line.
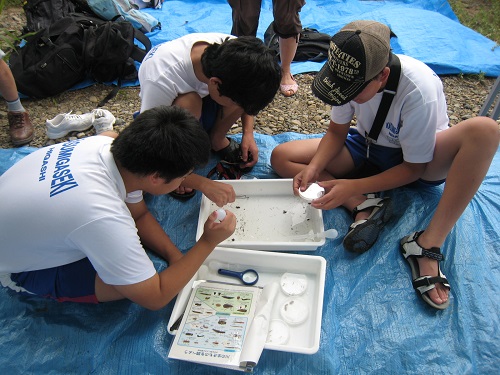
left=1, top=133, right=499, bottom=374
left=137, top=0, right=499, bottom=77
left=67, top=0, right=499, bottom=94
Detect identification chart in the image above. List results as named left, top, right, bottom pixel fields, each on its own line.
left=168, top=281, right=262, bottom=370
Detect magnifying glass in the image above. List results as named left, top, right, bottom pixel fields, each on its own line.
left=218, top=268, right=259, bottom=286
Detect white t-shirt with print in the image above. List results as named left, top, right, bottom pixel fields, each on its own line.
left=0, top=136, right=156, bottom=286
left=138, top=32, right=234, bottom=112
left=331, top=54, right=449, bottom=164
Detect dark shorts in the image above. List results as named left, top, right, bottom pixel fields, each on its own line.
left=228, top=0, right=305, bottom=37
left=200, top=95, right=221, bottom=133
left=6, top=258, right=99, bottom=304
left=133, top=97, right=220, bottom=134
left=345, top=128, right=446, bottom=188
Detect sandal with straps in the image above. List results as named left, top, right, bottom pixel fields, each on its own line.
left=400, top=231, right=451, bottom=310
left=342, top=194, right=392, bottom=253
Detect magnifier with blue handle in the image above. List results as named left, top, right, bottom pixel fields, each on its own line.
left=218, top=268, right=259, bottom=286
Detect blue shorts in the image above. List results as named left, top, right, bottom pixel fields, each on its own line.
left=6, top=258, right=99, bottom=304
left=133, top=96, right=221, bottom=134
left=200, top=95, right=221, bottom=133
left=345, top=128, right=445, bottom=188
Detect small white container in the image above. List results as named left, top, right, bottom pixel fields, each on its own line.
left=168, top=247, right=327, bottom=355
left=196, top=179, right=326, bottom=251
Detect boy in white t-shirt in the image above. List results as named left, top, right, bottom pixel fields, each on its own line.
left=270, top=20, right=499, bottom=310
left=0, top=106, right=236, bottom=310
left=139, top=33, right=281, bottom=203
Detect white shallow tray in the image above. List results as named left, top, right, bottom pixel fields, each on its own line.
left=167, top=247, right=327, bottom=355
left=196, top=179, right=325, bottom=251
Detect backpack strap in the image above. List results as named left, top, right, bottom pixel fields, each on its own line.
left=129, top=28, right=151, bottom=62
left=365, top=53, right=401, bottom=158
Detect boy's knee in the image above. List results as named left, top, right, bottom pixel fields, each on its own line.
left=270, top=144, right=287, bottom=171
left=472, top=116, right=499, bottom=142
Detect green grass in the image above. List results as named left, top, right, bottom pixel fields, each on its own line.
left=448, top=0, right=500, bottom=45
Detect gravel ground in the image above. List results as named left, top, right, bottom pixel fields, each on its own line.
left=1, top=7, right=499, bottom=149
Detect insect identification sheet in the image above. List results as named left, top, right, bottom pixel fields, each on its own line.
left=168, top=281, right=263, bottom=371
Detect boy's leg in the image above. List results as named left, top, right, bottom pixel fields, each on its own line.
left=271, top=136, right=384, bottom=223
left=409, top=116, right=499, bottom=307
left=0, top=59, right=34, bottom=146
left=208, top=104, right=243, bottom=152
left=271, top=131, right=396, bottom=253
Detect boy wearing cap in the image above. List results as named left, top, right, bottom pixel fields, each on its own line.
left=271, top=20, right=499, bottom=310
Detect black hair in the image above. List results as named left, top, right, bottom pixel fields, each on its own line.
left=111, top=106, right=210, bottom=182
left=201, top=36, right=281, bottom=115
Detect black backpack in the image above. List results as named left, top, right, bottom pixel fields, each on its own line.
left=9, top=13, right=151, bottom=101
left=84, top=20, right=151, bottom=83
left=10, top=16, right=90, bottom=98
left=22, top=0, right=76, bottom=33
left=264, top=22, right=331, bottom=63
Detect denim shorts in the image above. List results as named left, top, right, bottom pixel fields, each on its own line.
left=6, top=258, right=98, bottom=304
left=345, top=128, right=445, bottom=188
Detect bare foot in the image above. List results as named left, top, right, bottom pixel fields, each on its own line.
left=280, top=73, right=298, bottom=97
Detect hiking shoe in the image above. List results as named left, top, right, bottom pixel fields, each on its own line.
left=92, top=109, right=116, bottom=134
left=8, top=111, right=34, bottom=146
left=343, top=195, right=392, bottom=253
left=46, top=111, right=94, bottom=139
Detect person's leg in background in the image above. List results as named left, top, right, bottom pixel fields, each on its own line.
left=228, top=0, right=262, bottom=37
left=0, top=51, right=34, bottom=146
left=273, top=0, right=306, bottom=97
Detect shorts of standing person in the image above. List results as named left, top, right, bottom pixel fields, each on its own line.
left=344, top=127, right=446, bottom=189
left=272, top=0, right=306, bottom=38
left=0, top=258, right=99, bottom=304
left=228, top=0, right=305, bottom=38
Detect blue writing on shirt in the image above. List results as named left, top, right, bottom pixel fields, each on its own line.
left=38, top=146, right=54, bottom=181
left=385, top=121, right=401, bottom=146
left=49, top=139, right=81, bottom=197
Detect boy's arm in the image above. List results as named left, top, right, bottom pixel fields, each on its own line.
left=181, top=173, right=236, bottom=207
left=126, top=199, right=183, bottom=265
left=114, top=209, right=237, bottom=310
left=240, top=113, right=258, bottom=166
left=312, top=159, right=426, bottom=210
left=294, top=120, right=351, bottom=193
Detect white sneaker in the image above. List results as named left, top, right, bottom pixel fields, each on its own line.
left=92, top=109, right=116, bottom=134
left=46, top=111, right=95, bottom=139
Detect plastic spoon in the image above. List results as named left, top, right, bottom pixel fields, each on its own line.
left=289, top=228, right=339, bottom=241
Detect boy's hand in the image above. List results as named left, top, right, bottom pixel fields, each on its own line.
left=310, top=179, right=356, bottom=210
left=200, top=209, right=236, bottom=247
left=293, top=167, right=319, bottom=196
left=202, top=180, right=236, bottom=207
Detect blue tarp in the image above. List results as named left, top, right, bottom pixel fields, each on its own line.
left=68, top=0, right=498, bottom=93
left=1, top=1, right=499, bottom=373
left=137, top=0, right=499, bottom=77
left=1, top=132, right=499, bottom=374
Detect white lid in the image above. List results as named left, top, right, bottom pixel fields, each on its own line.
left=298, top=183, right=325, bottom=202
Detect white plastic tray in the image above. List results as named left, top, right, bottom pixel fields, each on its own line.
left=167, top=247, right=327, bottom=354
left=196, top=179, right=325, bottom=251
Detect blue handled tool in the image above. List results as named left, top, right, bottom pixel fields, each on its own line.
left=218, top=268, right=259, bottom=285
